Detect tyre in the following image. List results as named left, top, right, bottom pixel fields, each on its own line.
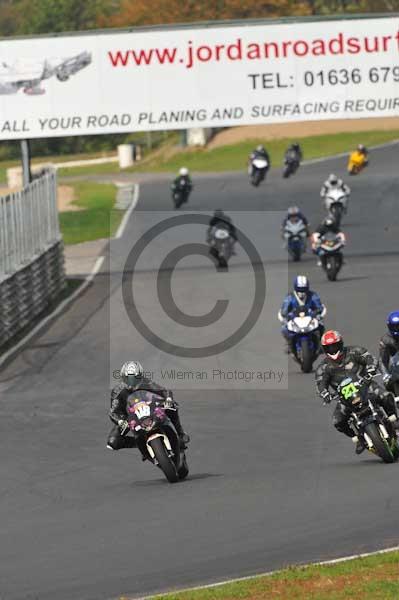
left=326, top=257, right=338, bottom=281
left=178, top=454, right=189, bottom=480
left=283, top=165, right=291, bottom=178
left=149, top=437, right=179, bottom=482
left=364, top=422, right=395, bottom=463
left=330, top=206, right=342, bottom=228
left=300, top=338, right=313, bottom=373
left=251, top=170, right=263, bottom=187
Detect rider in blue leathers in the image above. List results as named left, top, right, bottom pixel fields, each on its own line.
left=278, top=275, right=327, bottom=353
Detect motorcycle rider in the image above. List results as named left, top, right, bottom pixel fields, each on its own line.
left=171, top=167, right=193, bottom=195
left=312, top=216, right=345, bottom=266
left=353, top=143, right=369, bottom=165
left=207, top=209, right=238, bottom=245
left=107, top=361, right=190, bottom=451
left=281, top=206, right=310, bottom=236
left=379, top=311, right=399, bottom=392
left=284, top=142, right=303, bottom=163
left=316, top=330, right=397, bottom=454
left=278, top=275, right=326, bottom=353
left=248, top=144, right=271, bottom=174
left=320, top=173, right=350, bottom=201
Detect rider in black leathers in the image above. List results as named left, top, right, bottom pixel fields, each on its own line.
left=207, top=209, right=238, bottom=243
left=379, top=311, right=399, bottom=391
left=315, top=330, right=396, bottom=454
left=107, top=361, right=189, bottom=451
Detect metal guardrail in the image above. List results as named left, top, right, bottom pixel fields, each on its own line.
left=0, top=169, right=65, bottom=351
left=0, top=169, right=60, bottom=280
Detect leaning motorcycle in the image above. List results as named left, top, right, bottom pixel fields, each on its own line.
left=388, top=352, right=399, bottom=397
left=209, top=227, right=233, bottom=269
left=125, top=390, right=189, bottom=483
left=250, top=157, right=269, bottom=187
left=348, top=152, right=367, bottom=175
left=324, top=188, right=348, bottom=228
left=282, top=153, right=300, bottom=178
left=172, top=181, right=190, bottom=209
left=283, top=220, right=307, bottom=262
left=335, top=375, right=399, bottom=463
left=316, top=232, right=345, bottom=281
left=286, top=308, right=321, bottom=373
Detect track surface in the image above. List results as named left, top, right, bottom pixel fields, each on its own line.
left=1, top=145, right=399, bottom=600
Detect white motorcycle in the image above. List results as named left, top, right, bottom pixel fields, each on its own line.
left=209, top=227, right=234, bottom=269
left=250, top=157, right=269, bottom=187
left=324, top=188, right=348, bottom=228
left=283, top=220, right=307, bottom=262
left=285, top=309, right=322, bottom=373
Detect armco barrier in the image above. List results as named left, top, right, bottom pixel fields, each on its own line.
left=0, top=169, right=65, bottom=350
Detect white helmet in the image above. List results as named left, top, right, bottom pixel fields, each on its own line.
left=328, top=173, right=338, bottom=185
left=179, top=167, right=189, bottom=176
left=120, top=361, right=144, bottom=388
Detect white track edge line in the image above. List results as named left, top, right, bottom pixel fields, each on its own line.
left=133, top=544, right=399, bottom=600
left=115, top=183, right=140, bottom=239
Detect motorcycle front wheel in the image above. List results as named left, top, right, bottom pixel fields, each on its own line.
left=364, top=423, right=395, bottom=463
left=149, top=437, right=179, bottom=482
left=300, top=338, right=314, bottom=373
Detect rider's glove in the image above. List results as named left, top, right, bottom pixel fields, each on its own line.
left=164, top=396, right=176, bottom=410
left=365, top=366, right=377, bottom=381
left=118, top=419, right=129, bottom=433
left=321, top=390, right=332, bottom=404
left=383, top=373, right=392, bottom=385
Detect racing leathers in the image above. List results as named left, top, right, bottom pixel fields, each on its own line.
left=379, top=333, right=399, bottom=390
left=248, top=148, right=270, bottom=174
left=315, top=346, right=396, bottom=438
left=207, top=215, right=238, bottom=244
left=320, top=178, right=350, bottom=198
left=107, top=378, right=187, bottom=450
left=278, top=291, right=326, bottom=351
left=172, top=175, right=193, bottom=194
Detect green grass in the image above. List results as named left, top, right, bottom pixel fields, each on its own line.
left=141, top=550, right=399, bottom=600
left=132, top=129, right=399, bottom=173
left=59, top=182, right=121, bottom=245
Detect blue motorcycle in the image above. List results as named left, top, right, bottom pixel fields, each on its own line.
left=286, top=307, right=321, bottom=372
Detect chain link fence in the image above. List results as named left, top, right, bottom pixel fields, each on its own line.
left=0, top=169, right=65, bottom=351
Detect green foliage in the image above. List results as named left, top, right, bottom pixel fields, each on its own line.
left=59, top=182, right=122, bottom=244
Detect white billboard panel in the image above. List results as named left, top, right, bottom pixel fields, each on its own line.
left=1, top=16, right=399, bottom=139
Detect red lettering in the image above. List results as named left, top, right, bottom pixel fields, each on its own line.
left=108, top=50, right=130, bottom=67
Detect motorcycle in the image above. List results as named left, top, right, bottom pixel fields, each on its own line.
left=388, top=352, right=399, bottom=398
left=125, top=390, right=189, bottom=483
left=348, top=151, right=367, bottom=175
left=283, top=220, right=307, bottom=262
left=172, top=181, right=190, bottom=209
left=249, top=157, right=269, bottom=187
left=324, top=188, right=348, bottom=228
left=334, top=374, right=399, bottom=463
left=209, top=226, right=233, bottom=269
left=282, top=152, right=300, bottom=178
left=286, top=308, right=321, bottom=373
left=315, top=231, right=345, bottom=281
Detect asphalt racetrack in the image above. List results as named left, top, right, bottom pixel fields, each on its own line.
left=1, top=144, right=399, bottom=600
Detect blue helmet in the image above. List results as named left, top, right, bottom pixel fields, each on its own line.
left=387, top=311, right=399, bottom=337
left=294, top=275, right=309, bottom=303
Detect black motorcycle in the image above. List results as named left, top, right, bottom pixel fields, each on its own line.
left=282, top=152, right=300, bottom=178
left=125, top=390, right=189, bottom=483
left=334, top=374, right=399, bottom=463
left=209, top=226, right=234, bottom=269
left=388, top=352, right=399, bottom=397
left=317, top=231, right=345, bottom=281
left=172, top=181, right=190, bottom=209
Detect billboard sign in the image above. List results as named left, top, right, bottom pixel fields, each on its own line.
left=1, top=15, right=399, bottom=139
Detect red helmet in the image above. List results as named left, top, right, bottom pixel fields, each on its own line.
left=321, top=330, right=344, bottom=361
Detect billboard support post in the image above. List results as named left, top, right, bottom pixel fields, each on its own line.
left=20, top=140, right=32, bottom=187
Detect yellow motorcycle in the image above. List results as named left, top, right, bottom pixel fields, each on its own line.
left=347, top=150, right=368, bottom=175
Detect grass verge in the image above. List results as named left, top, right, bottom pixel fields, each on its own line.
left=132, top=129, right=399, bottom=173
left=59, top=181, right=122, bottom=245
left=140, top=550, right=399, bottom=600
